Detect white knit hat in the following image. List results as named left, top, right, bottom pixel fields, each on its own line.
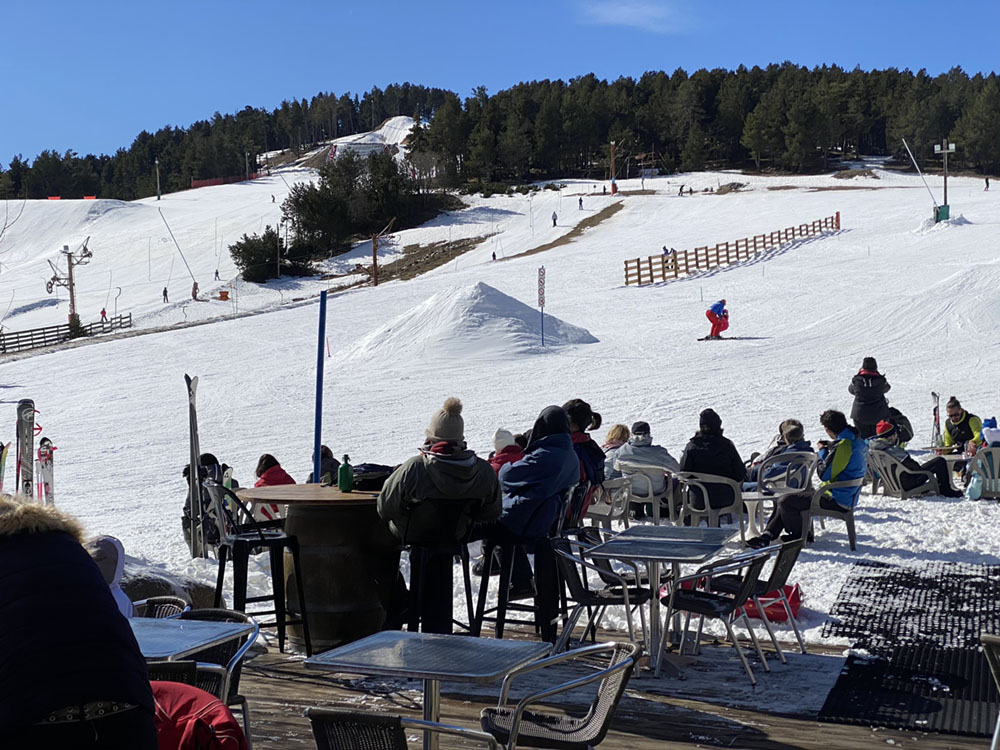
left=426, top=397, right=465, bottom=443
left=493, top=428, right=515, bottom=453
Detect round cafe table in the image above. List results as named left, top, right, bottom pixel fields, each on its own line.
left=237, top=484, right=399, bottom=651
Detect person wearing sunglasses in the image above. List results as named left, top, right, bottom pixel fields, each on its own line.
left=941, top=396, right=982, bottom=455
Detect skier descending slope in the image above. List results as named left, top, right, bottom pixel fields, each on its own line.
left=702, top=299, right=730, bottom=340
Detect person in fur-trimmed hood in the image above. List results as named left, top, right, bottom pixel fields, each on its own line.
left=0, top=495, right=157, bottom=748
left=378, top=398, right=501, bottom=633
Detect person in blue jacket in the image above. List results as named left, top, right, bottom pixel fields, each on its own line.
left=747, top=409, right=867, bottom=547
left=705, top=299, right=729, bottom=339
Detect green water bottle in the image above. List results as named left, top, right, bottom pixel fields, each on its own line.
left=337, top=455, right=354, bottom=492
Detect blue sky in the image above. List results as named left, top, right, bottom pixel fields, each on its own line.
left=2, top=0, right=997, bottom=163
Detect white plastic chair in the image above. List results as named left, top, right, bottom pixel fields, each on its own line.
left=800, top=477, right=865, bottom=550
left=866, top=450, right=939, bottom=499
left=676, top=472, right=745, bottom=544
left=968, top=447, right=1000, bottom=500
left=584, top=477, right=630, bottom=529
left=616, top=459, right=675, bottom=524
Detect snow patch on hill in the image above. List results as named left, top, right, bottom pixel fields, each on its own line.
left=341, top=281, right=597, bottom=365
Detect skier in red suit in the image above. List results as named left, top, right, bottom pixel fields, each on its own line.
left=705, top=299, right=729, bottom=339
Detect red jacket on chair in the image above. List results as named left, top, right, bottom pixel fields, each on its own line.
left=152, top=681, right=248, bottom=750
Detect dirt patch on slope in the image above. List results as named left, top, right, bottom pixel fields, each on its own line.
left=503, top=201, right=624, bottom=261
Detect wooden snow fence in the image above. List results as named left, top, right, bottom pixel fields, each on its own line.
left=624, top=211, right=840, bottom=286
left=0, top=314, right=132, bottom=354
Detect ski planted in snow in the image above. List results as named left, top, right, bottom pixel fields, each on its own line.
left=36, top=436, right=55, bottom=506
left=931, top=391, right=942, bottom=447
left=15, top=399, right=35, bottom=498
left=0, top=442, right=10, bottom=491
left=185, top=374, right=206, bottom=558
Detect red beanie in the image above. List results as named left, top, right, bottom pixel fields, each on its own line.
left=875, top=420, right=895, bottom=437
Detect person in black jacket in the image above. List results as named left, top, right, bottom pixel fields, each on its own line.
left=0, top=496, right=157, bottom=748
left=679, top=408, right=746, bottom=512
left=849, top=356, right=891, bottom=438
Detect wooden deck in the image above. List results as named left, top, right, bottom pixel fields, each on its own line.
left=239, top=637, right=987, bottom=749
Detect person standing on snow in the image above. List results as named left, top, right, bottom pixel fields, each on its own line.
left=848, top=356, right=891, bottom=439
left=551, top=211, right=557, bottom=227
left=578, top=197, right=583, bottom=210
left=100, top=308, right=108, bottom=323
left=162, top=287, right=169, bottom=303
left=705, top=299, right=729, bottom=339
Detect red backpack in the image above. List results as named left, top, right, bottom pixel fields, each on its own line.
left=152, top=682, right=248, bottom=750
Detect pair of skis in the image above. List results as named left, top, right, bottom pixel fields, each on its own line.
left=931, top=391, right=942, bottom=447
left=4, top=399, right=54, bottom=505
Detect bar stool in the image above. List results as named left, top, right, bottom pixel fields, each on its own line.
left=203, top=481, right=312, bottom=656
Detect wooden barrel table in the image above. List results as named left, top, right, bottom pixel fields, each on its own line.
left=237, top=485, right=399, bottom=651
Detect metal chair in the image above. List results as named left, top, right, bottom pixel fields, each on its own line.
left=146, top=659, right=199, bottom=685
left=980, top=633, right=1000, bottom=750
left=178, top=608, right=260, bottom=747
left=676, top=472, right=746, bottom=544
left=306, top=707, right=499, bottom=749
left=968, top=447, right=1000, bottom=500
left=133, top=595, right=189, bottom=618
left=203, top=480, right=311, bottom=655
left=655, top=548, right=774, bottom=684
left=480, top=641, right=640, bottom=750
left=707, top=538, right=808, bottom=661
left=800, top=477, right=865, bottom=551
left=551, top=537, right=650, bottom=653
left=866, top=450, right=939, bottom=498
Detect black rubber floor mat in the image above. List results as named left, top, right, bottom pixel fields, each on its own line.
left=822, top=560, right=1000, bottom=651
left=819, top=643, right=998, bottom=736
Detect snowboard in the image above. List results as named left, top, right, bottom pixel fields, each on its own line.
left=931, top=391, right=942, bottom=447
left=0, top=442, right=10, bottom=491
left=15, top=399, right=35, bottom=498
left=36, top=437, right=55, bottom=506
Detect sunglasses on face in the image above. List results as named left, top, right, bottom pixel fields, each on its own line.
left=947, top=412, right=961, bottom=419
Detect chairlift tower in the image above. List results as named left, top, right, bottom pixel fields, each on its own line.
left=46, top=237, right=92, bottom=325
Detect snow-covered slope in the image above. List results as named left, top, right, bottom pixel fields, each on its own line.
left=1, top=166, right=997, bottom=646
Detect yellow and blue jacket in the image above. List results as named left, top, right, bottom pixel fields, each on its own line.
left=818, top=427, right=868, bottom=509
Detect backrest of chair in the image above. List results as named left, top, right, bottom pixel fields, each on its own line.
left=677, top=472, right=741, bottom=516
left=135, top=595, right=189, bottom=619
left=399, top=496, right=482, bottom=548
left=725, top=550, right=772, bottom=609
left=306, top=707, right=406, bottom=750
left=551, top=537, right=594, bottom=599
left=585, top=479, right=628, bottom=522
left=146, top=660, right=199, bottom=686
left=203, top=481, right=263, bottom=545
left=555, top=483, right=583, bottom=535
left=982, top=634, right=1000, bottom=692
left=178, top=608, right=258, bottom=698
left=580, top=641, right=640, bottom=745
left=763, top=538, right=805, bottom=592
left=970, top=447, right=1000, bottom=498
left=618, top=460, right=668, bottom=500
left=865, top=450, right=907, bottom=495
left=814, top=476, right=865, bottom=514
left=758, top=452, right=817, bottom=492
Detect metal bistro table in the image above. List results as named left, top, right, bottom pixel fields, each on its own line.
left=236, top=484, right=399, bottom=651
left=306, top=630, right=551, bottom=750
left=130, top=617, right=253, bottom=661
left=586, top=527, right=735, bottom=672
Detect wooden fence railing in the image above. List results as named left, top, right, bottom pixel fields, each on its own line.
left=1, top=314, right=132, bottom=354
left=624, top=211, right=840, bottom=286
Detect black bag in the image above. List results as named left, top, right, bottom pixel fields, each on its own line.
left=888, top=407, right=914, bottom=444
left=352, top=463, right=395, bottom=491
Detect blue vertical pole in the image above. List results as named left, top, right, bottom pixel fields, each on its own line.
left=540, top=306, right=544, bottom=347
left=314, top=291, right=327, bottom=483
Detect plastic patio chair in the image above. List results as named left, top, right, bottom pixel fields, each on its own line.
left=306, top=707, right=500, bottom=749
left=133, top=595, right=190, bottom=618
left=866, top=450, right=939, bottom=499
left=655, top=547, right=775, bottom=684
left=616, top=459, right=675, bottom=524
left=800, top=477, right=865, bottom=551
left=757, top=451, right=818, bottom=493
left=968, top=447, right=1000, bottom=500
left=480, top=641, right=640, bottom=750
left=584, top=477, right=630, bottom=529
left=708, top=537, right=808, bottom=660
left=178, top=608, right=260, bottom=748
left=676, top=471, right=746, bottom=545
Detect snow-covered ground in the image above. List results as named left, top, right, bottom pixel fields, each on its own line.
left=1, top=163, right=997, bottom=649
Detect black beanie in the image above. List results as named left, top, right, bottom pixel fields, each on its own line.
left=699, top=408, right=722, bottom=433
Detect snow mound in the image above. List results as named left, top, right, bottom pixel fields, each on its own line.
left=340, top=282, right=597, bottom=365
left=914, top=213, right=972, bottom=234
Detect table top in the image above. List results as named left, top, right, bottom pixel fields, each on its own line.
left=305, top=631, right=551, bottom=683
left=130, top=618, right=253, bottom=661
left=237, top=484, right=380, bottom=506
left=617, top=525, right=736, bottom=545
left=587, top=537, right=726, bottom=564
